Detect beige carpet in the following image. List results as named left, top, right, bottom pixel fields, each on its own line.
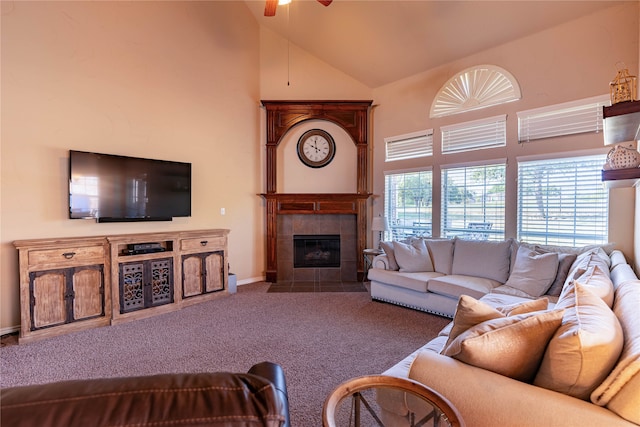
left=1, top=282, right=450, bottom=426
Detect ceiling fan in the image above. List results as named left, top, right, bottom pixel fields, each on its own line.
left=264, top=0, right=332, bottom=17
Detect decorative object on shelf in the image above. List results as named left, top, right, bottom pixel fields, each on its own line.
left=603, top=142, right=640, bottom=170
left=297, top=129, right=336, bottom=168
left=371, top=215, right=388, bottom=248
left=610, top=63, right=637, bottom=105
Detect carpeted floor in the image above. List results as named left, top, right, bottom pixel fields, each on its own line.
left=0, top=282, right=450, bottom=426
left=267, top=281, right=367, bottom=293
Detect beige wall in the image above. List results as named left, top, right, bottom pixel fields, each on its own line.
left=259, top=26, right=372, bottom=194
left=371, top=2, right=638, bottom=260
left=0, top=1, right=262, bottom=332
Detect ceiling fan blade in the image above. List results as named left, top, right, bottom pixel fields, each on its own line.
left=317, top=0, right=332, bottom=6
left=264, top=0, right=277, bottom=16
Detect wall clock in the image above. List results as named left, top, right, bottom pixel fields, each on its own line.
left=297, top=129, right=336, bottom=168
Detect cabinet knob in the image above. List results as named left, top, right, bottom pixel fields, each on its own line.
left=200, top=241, right=208, bottom=246
left=62, top=252, right=76, bottom=259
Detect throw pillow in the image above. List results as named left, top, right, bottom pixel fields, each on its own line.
left=503, top=246, right=559, bottom=297
left=444, top=295, right=550, bottom=350
left=442, top=309, right=564, bottom=382
left=546, top=252, right=577, bottom=297
left=451, top=238, right=513, bottom=283
left=496, top=297, right=549, bottom=316
left=424, top=239, right=454, bottom=275
left=393, top=239, right=434, bottom=273
left=444, top=295, right=503, bottom=348
left=533, top=282, right=624, bottom=400
left=379, top=241, right=399, bottom=271
left=574, top=265, right=615, bottom=308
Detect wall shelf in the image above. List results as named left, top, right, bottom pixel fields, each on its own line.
left=602, top=101, right=640, bottom=187
left=603, top=101, right=640, bottom=145
left=602, top=168, right=640, bottom=188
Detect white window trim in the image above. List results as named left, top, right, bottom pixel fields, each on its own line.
left=384, top=166, right=433, bottom=175
left=441, top=158, right=508, bottom=170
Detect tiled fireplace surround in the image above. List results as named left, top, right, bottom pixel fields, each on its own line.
left=277, top=214, right=357, bottom=282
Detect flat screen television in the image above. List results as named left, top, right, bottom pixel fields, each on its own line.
left=69, top=150, right=192, bottom=222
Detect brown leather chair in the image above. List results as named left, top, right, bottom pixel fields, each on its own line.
left=1, top=361, right=290, bottom=427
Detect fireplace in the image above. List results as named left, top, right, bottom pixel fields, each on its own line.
left=276, top=214, right=357, bottom=282
left=294, top=235, right=340, bottom=268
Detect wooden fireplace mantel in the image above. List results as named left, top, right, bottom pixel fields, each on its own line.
left=260, top=100, right=373, bottom=282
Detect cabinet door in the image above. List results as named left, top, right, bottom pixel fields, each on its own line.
left=119, top=258, right=174, bottom=313
left=203, top=251, right=224, bottom=293
left=72, top=266, right=104, bottom=320
left=119, top=262, right=145, bottom=313
left=29, top=270, right=67, bottom=330
left=29, top=265, right=105, bottom=329
left=182, top=255, right=204, bottom=298
left=149, top=258, right=173, bottom=307
left=181, top=251, right=224, bottom=298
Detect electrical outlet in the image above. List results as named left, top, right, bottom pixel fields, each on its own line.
left=220, top=208, right=226, bottom=215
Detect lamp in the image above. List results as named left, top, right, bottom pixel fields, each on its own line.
left=371, top=216, right=389, bottom=249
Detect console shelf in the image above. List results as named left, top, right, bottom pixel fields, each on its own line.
left=14, top=229, right=230, bottom=342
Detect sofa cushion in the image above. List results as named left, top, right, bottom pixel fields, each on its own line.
left=394, top=239, right=434, bottom=273
left=441, top=309, right=564, bottom=382
left=591, top=280, right=640, bottom=424
left=567, top=251, right=612, bottom=286
left=534, top=248, right=577, bottom=297
left=367, top=268, right=442, bottom=293
left=534, top=282, right=624, bottom=400
left=428, top=275, right=500, bottom=300
left=503, top=246, right=558, bottom=297
left=490, top=284, right=539, bottom=299
left=425, top=239, right=454, bottom=274
left=574, top=265, right=614, bottom=308
left=380, top=241, right=399, bottom=271
left=452, top=238, right=512, bottom=283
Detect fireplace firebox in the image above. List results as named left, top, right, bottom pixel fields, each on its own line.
left=294, top=235, right=340, bottom=268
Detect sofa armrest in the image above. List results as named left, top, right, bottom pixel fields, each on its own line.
left=372, top=254, right=390, bottom=270
left=1, top=363, right=289, bottom=427
left=408, top=351, right=636, bottom=427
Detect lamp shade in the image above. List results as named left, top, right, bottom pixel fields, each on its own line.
left=371, top=216, right=388, bottom=232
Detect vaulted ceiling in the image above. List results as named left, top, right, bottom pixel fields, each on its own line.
left=244, top=0, right=627, bottom=88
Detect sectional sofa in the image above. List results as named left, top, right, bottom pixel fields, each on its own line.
left=369, top=238, right=640, bottom=426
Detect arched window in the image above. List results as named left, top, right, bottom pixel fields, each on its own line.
left=430, top=65, right=521, bottom=118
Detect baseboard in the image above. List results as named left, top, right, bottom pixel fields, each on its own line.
left=1, top=325, right=19, bottom=336
left=237, top=276, right=266, bottom=286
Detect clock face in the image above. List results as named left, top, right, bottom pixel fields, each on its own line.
left=297, top=129, right=336, bottom=168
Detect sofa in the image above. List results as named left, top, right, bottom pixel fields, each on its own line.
left=370, top=237, right=640, bottom=426
left=1, top=361, right=290, bottom=427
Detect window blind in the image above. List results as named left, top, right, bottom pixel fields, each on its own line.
left=441, top=163, right=506, bottom=241
left=441, top=115, right=507, bottom=154
left=384, top=170, right=433, bottom=240
left=517, top=155, right=608, bottom=246
left=517, top=95, right=610, bottom=143
left=385, top=130, right=433, bottom=161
